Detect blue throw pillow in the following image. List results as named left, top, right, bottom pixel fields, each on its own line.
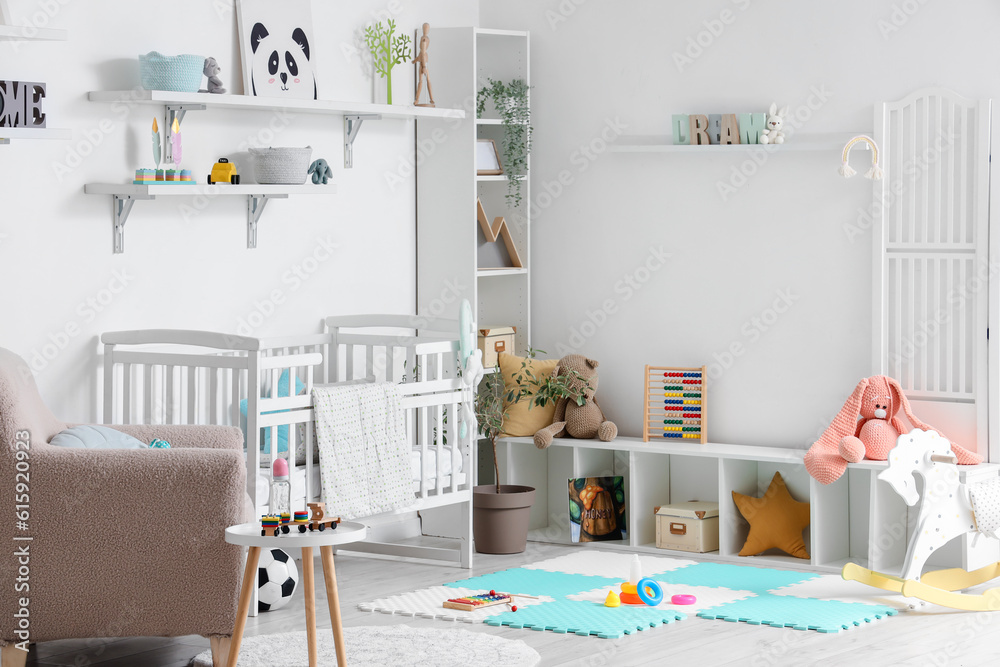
left=239, top=369, right=306, bottom=455
left=50, top=425, right=148, bottom=449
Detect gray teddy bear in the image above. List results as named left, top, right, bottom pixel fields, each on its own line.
left=201, top=57, right=226, bottom=94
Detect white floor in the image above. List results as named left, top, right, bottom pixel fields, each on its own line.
left=25, top=540, right=1000, bottom=666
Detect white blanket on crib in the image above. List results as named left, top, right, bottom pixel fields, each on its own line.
left=312, top=383, right=414, bottom=519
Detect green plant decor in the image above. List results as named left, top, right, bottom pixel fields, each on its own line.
left=476, top=78, right=533, bottom=208
left=476, top=348, right=592, bottom=494
left=365, top=19, right=412, bottom=105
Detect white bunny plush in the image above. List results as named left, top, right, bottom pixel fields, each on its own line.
left=759, top=103, right=789, bottom=144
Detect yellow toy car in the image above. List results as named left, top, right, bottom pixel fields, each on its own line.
left=207, top=158, right=240, bottom=185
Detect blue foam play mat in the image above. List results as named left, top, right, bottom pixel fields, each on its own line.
left=358, top=551, right=901, bottom=639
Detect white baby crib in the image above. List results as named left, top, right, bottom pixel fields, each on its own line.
left=101, top=315, right=475, bottom=568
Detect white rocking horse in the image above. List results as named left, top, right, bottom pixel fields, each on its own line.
left=843, top=429, right=1000, bottom=610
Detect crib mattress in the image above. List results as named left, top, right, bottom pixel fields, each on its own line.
left=253, top=448, right=466, bottom=508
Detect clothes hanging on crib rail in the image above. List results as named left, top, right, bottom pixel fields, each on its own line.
left=312, top=382, right=415, bottom=519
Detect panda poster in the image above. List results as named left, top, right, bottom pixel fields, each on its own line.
left=568, top=476, right=626, bottom=543
left=236, top=0, right=318, bottom=100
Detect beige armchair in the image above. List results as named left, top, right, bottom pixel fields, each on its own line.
left=0, top=348, right=248, bottom=667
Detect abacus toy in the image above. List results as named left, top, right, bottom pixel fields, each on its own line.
left=643, top=365, right=707, bottom=443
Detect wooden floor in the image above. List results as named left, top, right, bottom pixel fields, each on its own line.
left=19, top=541, right=1000, bottom=667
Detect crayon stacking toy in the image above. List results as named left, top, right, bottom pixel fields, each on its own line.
left=643, top=365, right=707, bottom=443
left=134, top=168, right=195, bottom=184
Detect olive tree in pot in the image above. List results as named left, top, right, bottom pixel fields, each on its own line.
left=473, top=350, right=593, bottom=554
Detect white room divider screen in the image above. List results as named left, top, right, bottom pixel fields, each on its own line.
left=874, top=88, right=992, bottom=458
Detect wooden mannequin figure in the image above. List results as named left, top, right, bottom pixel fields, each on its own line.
left=413, top=22, right=435, bottom=107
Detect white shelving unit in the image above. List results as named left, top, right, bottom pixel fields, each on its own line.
left=497, top=435, right=1000, bottom=574
left=611, top=132, right=869, bottom=153
left=416, top=27, right=530, bottom=354
left=84, top=183, right=335, bottom=253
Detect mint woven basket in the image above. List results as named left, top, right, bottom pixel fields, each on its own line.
left=139, top=52, right=204, bottom=92
left=249, top=147, right=313, bottom=185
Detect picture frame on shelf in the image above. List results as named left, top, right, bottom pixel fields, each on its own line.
left=476, top=138, right=503, bottom=176
left=235, top=0, right=318, bottom=100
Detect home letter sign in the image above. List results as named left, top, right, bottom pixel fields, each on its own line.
left=0, top=81, right=47, bottom=128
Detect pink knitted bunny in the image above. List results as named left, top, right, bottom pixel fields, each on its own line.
left=804, top=375, right=982, bottom=484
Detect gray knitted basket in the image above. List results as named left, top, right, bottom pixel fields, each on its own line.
left=249, top=146, right=313, bottom=185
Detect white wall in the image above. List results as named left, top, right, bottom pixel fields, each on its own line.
left=0, top=0, right=477, bottom=422
left=480, top=0, right=1000, bottom=450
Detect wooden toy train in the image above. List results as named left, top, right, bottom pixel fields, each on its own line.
left=260, top=502, right=341, bottom=537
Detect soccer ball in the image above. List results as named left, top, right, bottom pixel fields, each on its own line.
left=258, top=548, right=299, bottom=612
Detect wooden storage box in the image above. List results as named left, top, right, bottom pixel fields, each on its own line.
left=478, top=326, right=516, bottom=367
left=655, top=501, right=719, bottom=553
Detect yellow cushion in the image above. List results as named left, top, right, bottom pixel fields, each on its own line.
left=732, top=472, right=811, bottom=559
left=498, top=352, right=559, bottom=437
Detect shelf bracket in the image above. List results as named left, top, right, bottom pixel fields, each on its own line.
left=247, top=194, right=278, bottom=249
left=343, top=113, right=381, bottom=169
left=112, top=195, right=136, bottom=254
left=163, top=103, right=207, bottom=164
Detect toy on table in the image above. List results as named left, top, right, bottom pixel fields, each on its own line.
left=259, top=501, right=341, bottom=537
left=207, top=158, right=241, bottom=184
left=643, top=365, right=707, bottom=443
left=843, top=429, right=1000, bottom=611
left=307, top=158, right=333, bottom=184
left=200, top=56, right=226, bottom=94
left=442, top=589, right=535, bottom=612
left=804, top=375, right=981, bottom=485
left=149, top=438, right=171, bottom=449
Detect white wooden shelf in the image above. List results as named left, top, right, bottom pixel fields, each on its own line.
left=0, top=127, right=70, bottom=144
left=84, top=182, right=336, bottom=253
left=498, top=435, right=1000, bottom=575
left=0, top=24, right=66, bottom=40
left=476, top=174, right=526, bottom=182
left=87, top=90, right=466, bottom=120
left=611, top=132, right=870, bottom=153
left=475, top=28, right=529, bottom=38
left=477, top=267, right=528, bottom=277
left=88, top=90, right=466, bottom=168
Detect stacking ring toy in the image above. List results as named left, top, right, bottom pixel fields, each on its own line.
left=636, top=578, right=663, bottom=606
left=671, top=594, right=697, bottom=605
left=619, top=592, right=643, bottom=605
left=620, top=582, right=637, bottom=595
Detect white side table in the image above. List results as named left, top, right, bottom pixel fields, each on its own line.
left=224, top=521, right=368, bottom=667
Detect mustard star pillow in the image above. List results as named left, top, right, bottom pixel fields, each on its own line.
left=732, top=471, right=810, bottom=559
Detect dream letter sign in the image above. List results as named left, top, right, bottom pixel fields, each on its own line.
left=0, top=81, right=47, bottom=128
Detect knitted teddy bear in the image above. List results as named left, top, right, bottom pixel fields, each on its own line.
left=533, top=354, right=618, bottom=449
left=804, top=375, right=982, bottom=484
left=201, top=57, right=226, bottom=94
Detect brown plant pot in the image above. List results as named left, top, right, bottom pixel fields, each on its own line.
left=473, top=484, right=536, bottom=554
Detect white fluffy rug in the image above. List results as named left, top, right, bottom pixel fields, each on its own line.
left=191, top=625, right=541, bottom=667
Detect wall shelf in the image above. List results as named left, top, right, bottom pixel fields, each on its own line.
left=0, top=24, right=66, bottom=40
left=88, top=90, right=466, bottom=168
left=84, top=183, right=335, bottom=253
left=0, top=127, right=70, bottom=145
left=610, top=132, right=870, bottom=153
left=476, top=174, right=526, bottom=182
left=477, top=267, right=528, bottom=277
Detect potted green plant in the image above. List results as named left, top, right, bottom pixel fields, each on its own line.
left=476, top=78, right=532, bottom=208
left=473, top=350, right=593, bottom=554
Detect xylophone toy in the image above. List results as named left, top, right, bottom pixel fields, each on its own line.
left=442, top=590, right=536, bottom=612
left=643, top=365, right=707, bottom=443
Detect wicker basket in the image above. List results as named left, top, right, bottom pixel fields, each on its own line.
left=139, top=52, right=204, bottom=93
left=250, top=147, right=313, bottom=185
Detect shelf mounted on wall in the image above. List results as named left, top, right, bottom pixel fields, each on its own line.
left=85, top=183, right=335, bottom=254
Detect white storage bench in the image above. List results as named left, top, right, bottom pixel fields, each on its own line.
left=496, top=436, right=1000, bottom=574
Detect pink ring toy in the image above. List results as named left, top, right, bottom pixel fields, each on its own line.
left=671, top=594, right=697, bottom=605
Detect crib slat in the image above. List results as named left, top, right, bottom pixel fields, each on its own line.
left=305, top=364, right=314, bottom=503
left=121, top=363, right=132, bottom=424
left=449, top=401, right=459, bottom=493
left=187, top=366, right=197, bottom=424
left=165, top=365, right=174, bottom=424
left=435, top=402, right=444, bottom=495
left=210, top=367, right=219, bottom=424
left=143, top=365, right=152, bottom=424
left=103, top=344, right=115, bottom=424
left=418, top=405, right=428, bottom=499
left=230, top=369, right=241, bottom=434
left=366, top=345, right=374, bottom=379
